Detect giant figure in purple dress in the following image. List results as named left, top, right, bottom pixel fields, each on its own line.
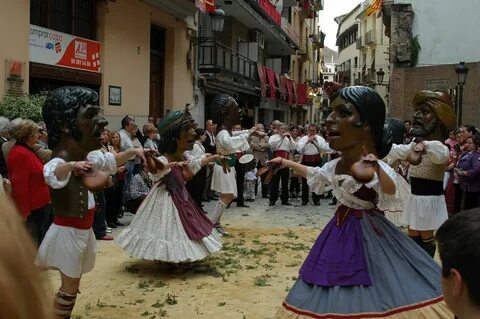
left=270, top=85, right=452, bottom=318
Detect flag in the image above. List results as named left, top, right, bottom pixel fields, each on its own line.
left=195, top=0, right=215, bottom=13
left=366, top=0, right=382, bottom=16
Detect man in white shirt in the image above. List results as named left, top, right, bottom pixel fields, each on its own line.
left=297, top=123, right=330, bottom=206
left=119, top=115, right=143, bottom=193
left=268, top=123, right=296, bottom=206
left=203, top=119, right=217, bottom=201
left=232, top=124, right=250, bottom=207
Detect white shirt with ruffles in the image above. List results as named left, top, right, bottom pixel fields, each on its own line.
left=43, top=150, right=117, bottom=209
left=306, top=158, right=404, bottom=211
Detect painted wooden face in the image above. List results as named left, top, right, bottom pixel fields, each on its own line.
left=176, top=126, right=196, bottom=152
left=325, top=96, right=369, bottom=152
left=75, top=104, right=108, bottom=152
left=411, top=103, right=439, bottom=138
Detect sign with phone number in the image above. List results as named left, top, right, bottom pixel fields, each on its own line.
left=29, top=24, right=101, bottom=73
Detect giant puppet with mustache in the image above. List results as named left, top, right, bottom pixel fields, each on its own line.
left=388, top=90, right=454, bottom=257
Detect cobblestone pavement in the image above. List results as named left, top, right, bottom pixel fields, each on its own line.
left=116, top=194, right=337, bottom=234
left=201, top=195, right=337, bottom=230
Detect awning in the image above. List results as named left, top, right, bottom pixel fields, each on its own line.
left=265, top=67, right=276, bottom=100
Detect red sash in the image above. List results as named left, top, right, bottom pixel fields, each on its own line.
left=274, top=150, right=290, bottom=159
left=302, top=154, right=321, bottom=162
left=54, top=208, right=95, bottom=230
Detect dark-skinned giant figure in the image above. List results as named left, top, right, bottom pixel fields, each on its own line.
left=36, top=87, right=145, bottom=319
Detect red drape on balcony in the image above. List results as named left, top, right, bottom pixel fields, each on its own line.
left=265, top=67, right=276, bottom=100
left=292, top=81, right=298, bottom=104
left=259, top=0, right=281, bottom=26
left=257, top=64, right=267, bottom=97
left=286, top=79, right=294, bottom=105
left=195, top=0, right=215, bottom=13
left=276, top=73, right=286, bottom=100
left=297, top=83, right=308, bottom=105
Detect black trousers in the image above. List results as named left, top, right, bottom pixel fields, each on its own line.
left=105, top=179, right=123, bottom=224
left=301, top=160, right=321, bottom=204
left=186, top=166, right=207, bottom=209
left=26, top=205, right=50, bottom=247
left=93, top=191, right=107, bottom=238
left=255, top=161, right=269, bottom=197
left=235, top=161, right=246, bottom=205
left=290, top=176, right=300, bottom=194
left=270, top=167, right=289, bottom=204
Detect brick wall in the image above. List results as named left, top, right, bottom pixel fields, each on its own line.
left=389, top=62, right=480, bottom=127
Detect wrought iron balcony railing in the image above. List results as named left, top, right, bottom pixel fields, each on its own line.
left=198, top=38, right=257, bottom=80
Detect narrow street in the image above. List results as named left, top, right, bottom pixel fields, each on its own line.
left=47, top=197, right=336, bottom=319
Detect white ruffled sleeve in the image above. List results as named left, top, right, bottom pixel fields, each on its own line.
left=43, top=157, right=70, bottom=189
left=386, top=143, right=413, bottom=161
left=306, top=160, right=336, bottom=195
left=424, top=140, right=449, bottom=164
left=184, top=153, right=203, bottom=175
left=150, top=156, right=171, bottom=181
left=368, top=160, right=409, bottom=211
left=87, top=150, right=117, bottom=175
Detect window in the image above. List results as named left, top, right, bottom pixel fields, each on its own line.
left=30, top=0, right=97, bottom=40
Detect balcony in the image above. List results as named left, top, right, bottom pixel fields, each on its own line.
left=216, top=0, right=297, bottom=55
left=356, top=37, right=363, bottom=49
left=198, top=38, right=257, bottom=81
left=142, top=0, right=196, bottom=19
left=281, top=17, right=300, bottom=48
left=365, top=30, right=376, bottom=45
left=311, top=32, right=325, bottom=50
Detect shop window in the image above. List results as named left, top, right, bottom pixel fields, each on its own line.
left=30, top=0, right=96, bottom=40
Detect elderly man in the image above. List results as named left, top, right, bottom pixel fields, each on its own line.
left=203, top=119, right=217, bottom=201
left=296, top=123, right=330, bottom=206
left=268, top=123, right=296, bottom=206
left=388, top=90, right=453, bottom=257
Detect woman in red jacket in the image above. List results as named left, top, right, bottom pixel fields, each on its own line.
left=7, top=119, right=51, bottom=246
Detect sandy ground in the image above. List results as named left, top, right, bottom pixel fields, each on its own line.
left=46, top=197, right=337, bottom=319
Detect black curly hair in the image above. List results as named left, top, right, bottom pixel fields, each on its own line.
left=157, top=116, right=196, bottom=155
left=210, top=94, right=239, bottom=134
left=338, top=86, right=392, bottom=158
left=42, top=86, right=98, bottom=149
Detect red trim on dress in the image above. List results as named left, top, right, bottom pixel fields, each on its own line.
left=282, top=296, right=445, bottom=318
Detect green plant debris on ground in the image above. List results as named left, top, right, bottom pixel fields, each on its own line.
left=165, top=294, right=177, bottom=305
left=254, top=275, right=271, bottom=287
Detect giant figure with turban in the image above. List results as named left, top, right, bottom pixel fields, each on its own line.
left=388, top=90, right=454, bottom=257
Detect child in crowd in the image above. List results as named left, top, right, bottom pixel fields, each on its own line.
left=243, top=166, right=257, bottom=202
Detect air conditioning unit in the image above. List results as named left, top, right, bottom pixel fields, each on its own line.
left=250, top=30, right=264, bottom=50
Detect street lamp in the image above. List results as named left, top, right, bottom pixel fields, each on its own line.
left=192, top=8, right=225, bottom=45
left=454, top=61, right=469, bottom=126
left=376, top=68, right=385, bottom=84
left=211, top=8, right=225, bottom=32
